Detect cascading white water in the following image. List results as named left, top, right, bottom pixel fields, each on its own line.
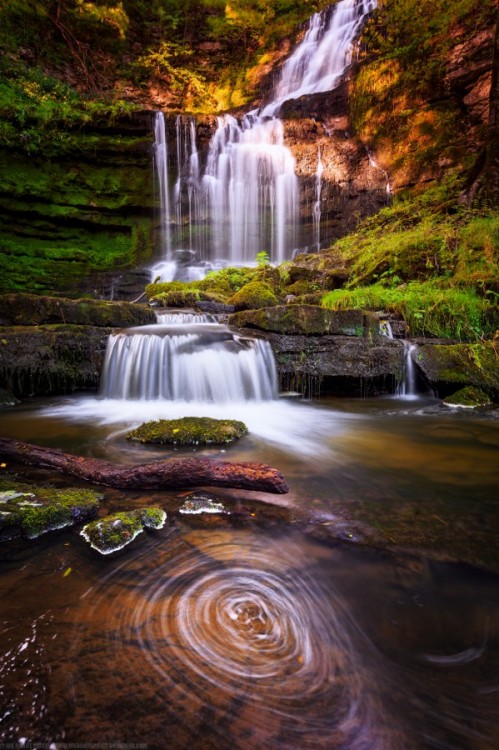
left=156, top=312, right=217, bottom=325
left=202, top=115, right=298, bottom=264
left=153, top=113, right=171, bottom=258
left=100, top=325, right=278, bottom=402
left=261, top=0, right=377, bottom=117
left=397, top=341, right=418, bottom=398
left=152, top=0, right=376, bottom=271
left=313, top=147, right=324, bottom=250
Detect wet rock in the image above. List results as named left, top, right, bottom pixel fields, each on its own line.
left=0, top=479, right=100, bottom=541
left=229, top=305, right=380, bottom=337
left=417, top=342, right=499, bottom=400
left=126, top=416, right=249, bottom=445
left=0, top=293, right=156, bottom=328
left=267, top=333, right=405, bottom=396
left=0, top=325, right=110, bottom=397
left=178, top=492, right=227, bottom=515
left=0, top=386, right=18, bottom=407
left=81, top=507, right=166, bottom=555
left=443, top=386, right=493, bottom=409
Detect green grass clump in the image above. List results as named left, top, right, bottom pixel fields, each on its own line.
left=322, top=281, right=496, bottom=341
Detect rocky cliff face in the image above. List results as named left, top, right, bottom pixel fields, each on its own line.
left=0, top=112, right=156, bottom=298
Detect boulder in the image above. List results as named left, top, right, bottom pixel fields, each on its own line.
left=0, top=479, right=100, bottom=541
left=417, top=342, right=499, bottom=399
left=126, top=417, right=249, bottom=445
left=80, top=508, right=166, bottom=555
left=230, top=281, right=280, bottom=311
left=0, top=293, right=156, bottom=327
left=443, top=386, right=493, bottom=409
left=229, top=305, right=380, bottom=336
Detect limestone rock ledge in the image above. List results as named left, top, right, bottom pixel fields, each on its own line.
left=0, top=325, right=110, bottom=397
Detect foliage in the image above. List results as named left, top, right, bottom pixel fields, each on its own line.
left=351, top=0, right=496, bottom=181
left=322, top=282, right=496, bottom=341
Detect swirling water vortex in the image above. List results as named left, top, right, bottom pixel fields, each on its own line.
left=110, top=531, right=401, bottom=749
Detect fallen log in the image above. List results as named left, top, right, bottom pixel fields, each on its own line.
left=0, top=438, right=289, bottom=494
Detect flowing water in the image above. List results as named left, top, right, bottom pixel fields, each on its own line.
left=2, top=0, right=499, bottom=745
left=152, top=0, right=377, bottom=279
left=0, top=389, right=498, bottom=749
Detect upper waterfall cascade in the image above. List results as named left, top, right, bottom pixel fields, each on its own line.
left=152, top=0, right=376, bottom=278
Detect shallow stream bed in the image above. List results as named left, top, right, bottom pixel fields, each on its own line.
left=0, top=393, right=498, bottom=748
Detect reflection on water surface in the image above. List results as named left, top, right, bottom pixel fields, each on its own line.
left=0, top=394, right=498, bottom=747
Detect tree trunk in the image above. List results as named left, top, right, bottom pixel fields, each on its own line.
left=0, top=438, right=289, bottom=494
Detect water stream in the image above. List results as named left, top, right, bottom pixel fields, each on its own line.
left=1, top=1, right=498, bottom=746
left=152, top=0, right=377, bottom=278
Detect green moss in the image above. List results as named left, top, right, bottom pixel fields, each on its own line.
left=230, top=281, right=280, bottom=311
left=126, top=417, right=249, bottom=445
left=0, top=293, right=155, bottom=327
left=81, top=507, right=166, bottom=554
left=443, top=386, right=493, bottom=408
left=138, top=507, right=167, bottom=529
left=229, top=305, right=369, bottom=336
left=0, top=478, right=100, bottom=540
left=417, top=342, right=499, bottom=396
left=81, top=511, right=143, bottom=554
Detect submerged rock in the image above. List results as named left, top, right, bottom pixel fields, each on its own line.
left=126, top=417, right=249, bottom=445
left=443, top=386, right=493, bottom=408
left=81, top=507, right=166, bottom=555
left=178, top=492, right=227, bottom=515
left=0, top=479, right=100, bottom=541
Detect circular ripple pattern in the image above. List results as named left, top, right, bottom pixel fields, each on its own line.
left=121, top=532, right=395, bottom=749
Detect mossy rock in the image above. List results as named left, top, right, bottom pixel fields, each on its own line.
left=0, top=479, right=100, bottom=541
left=229, top=305, right=376, bottom=336
left=81, top=507, right=166, bottom=555
left=283, top=280, right=317, bottom=297
left=443, top=386, right=493, bottom=409
left=126, top=417, right=249, bottom=445
left=230, top=281, right=280, bottom=311
left=0, top=293, right=156, bottom=327
left=417, top=342, right=499, bottom=399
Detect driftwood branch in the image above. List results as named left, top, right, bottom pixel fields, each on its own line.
left=0, top=438, right=289, bottom=494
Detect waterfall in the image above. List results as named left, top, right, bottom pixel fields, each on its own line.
left=100, top=324, right=278, bottom=402
left=261, top=0, right=377, bottom=117
left=313, top=147, right=324, bottom=250
left=203, top=115, right=298, bottom=264
left=156, top=312, right=217, bottom=325
left=397, top=342, right=418, bottom=398
left=154, top=113, right=171, bottom=259
left=152, top=0, right=376, bottom=272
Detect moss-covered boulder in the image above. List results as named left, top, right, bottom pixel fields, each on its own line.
left=0, top=293, right=156, bottom=328
left=0, top=479, right=100, bottom=541
left=443, top=386, right=493, bottom=408
left=126, top=417, right=248, bottom=445
left=230, top=281, right=280, bottom=311
left=417, top=342, right=499, bottom=399
left=81, top=508, right=166, bottom=555
left=229, top=305, right=379, bottom=336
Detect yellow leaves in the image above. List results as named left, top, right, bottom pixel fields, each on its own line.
left=62, top=567, right=72, bottom=577
left=75, top=1, right=129, bottom=40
